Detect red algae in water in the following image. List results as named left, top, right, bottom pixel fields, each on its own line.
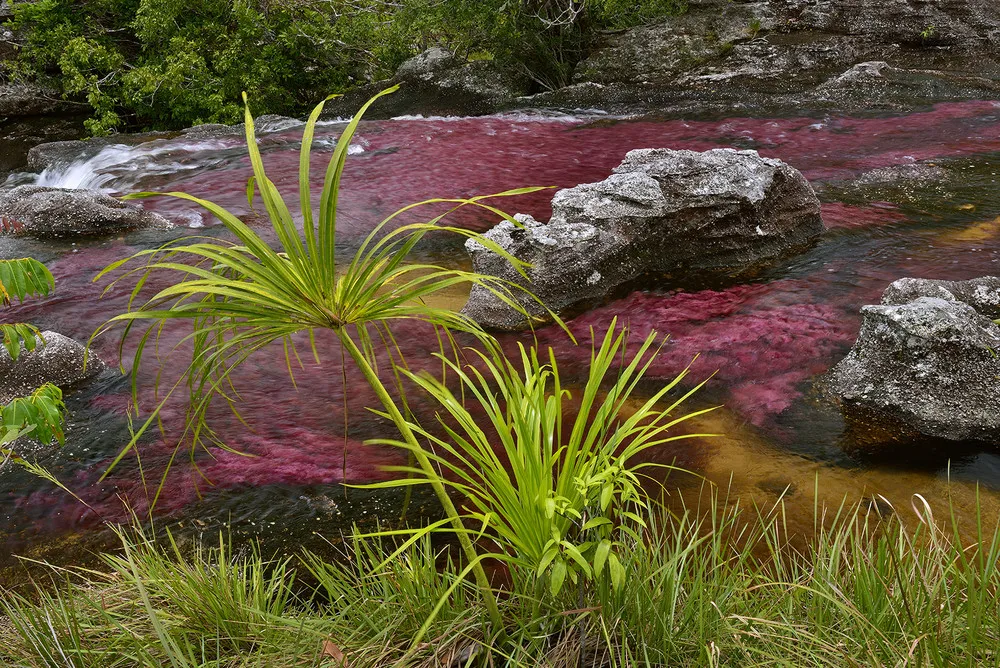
left=532, top=283, right=857, bottom=424
left=7, top=101, right=1000, bottom=549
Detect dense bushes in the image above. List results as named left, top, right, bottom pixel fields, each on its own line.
left=10, top=0, right=412, bottom=134
left=9, top=0, right=686, bottom=135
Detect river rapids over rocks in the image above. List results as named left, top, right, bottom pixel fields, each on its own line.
left=5, top=102, right=1000, bottom=566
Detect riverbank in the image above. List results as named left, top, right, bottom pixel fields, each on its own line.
left=3, top=487, right=999, bottom=667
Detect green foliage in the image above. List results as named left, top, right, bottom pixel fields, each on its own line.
left=5, top=493, right=1000, bottom=665
left=0, top=323, right=43, bottom=361
left=0, top=257, right=55, bottom=305
left=400, top=0, right=689, bottom=90
left=368, top=321, right=710, bottom=609
left=0, top=258, right=64, bottom=454
left=591, top=0, right=688, bottom=30
left=95, top=86, right=552, bottom=633
left=0, top=383, right=66, bottom=449
left=13, top=0, right=415, bottom=134
left=13, top=0, right=689, bottom=132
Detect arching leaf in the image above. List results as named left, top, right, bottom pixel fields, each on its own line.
left=0, top=323, right=44, bottom=361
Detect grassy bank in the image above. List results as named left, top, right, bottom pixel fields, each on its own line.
left=3, top=486, right=999, bottom=667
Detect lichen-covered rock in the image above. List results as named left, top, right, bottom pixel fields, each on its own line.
left=0, top=331, right=105, bottom=405
left=396, top=47, right=456, bottom=78
left=0, top=185, right=171, bottom=238
left=882, top=276, right=1000, bottom=316
left=829, top=276, right=1000, bottom=448
left=462, top=147, right=824, bottom=330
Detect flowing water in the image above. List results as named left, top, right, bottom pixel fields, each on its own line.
left=5, top=102, right=1000, bottom=566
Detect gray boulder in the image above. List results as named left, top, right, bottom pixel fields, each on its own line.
left=829, top=276, right=1000, bottom=448
left=0, top=185, right=171, bottom=238
left=320, top=50, right=531, bottom=120
left=395, top=47, right=456, bottom=78
left=0, top=331, right=105, bottom=405
left=463, top=148, right=824, bottom=330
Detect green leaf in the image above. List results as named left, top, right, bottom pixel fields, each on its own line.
left=594, top=539, right=612, bottom=577
left=0, top=384, right=65, bottom=446
left=543, top=496, right=556, bottom=519
left=550, top=559, right=567, bottom=597
left=582, top=516, right=612, bottom=532
left=0, top=258, right=54, bottom=305
left=0, top=323, right=44, bottom=361
left=608, top=552, right=625, bottom=591
left=600, top=482, right=614, bottom=511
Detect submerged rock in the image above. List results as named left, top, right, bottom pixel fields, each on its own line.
left=463, top=148, right=824, bottom=330
left=0, top=331, right=105, bottom=405
left=829, top=276, right=1000, bottom=449
left=0, top=185, right=171, bottom=238
left=25, top=131, right=176, bottom=173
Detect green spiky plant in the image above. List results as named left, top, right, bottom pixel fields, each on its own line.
left=0, top=258, right=66, bottom=466
left=362, top=319, right=713, bottom=646
left=93, top=85, right=552, bottom=633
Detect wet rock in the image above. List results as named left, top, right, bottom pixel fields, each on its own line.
left=0, top=86, right=90, bottom=174
left=0, top=331, right=105, bottom=405
left=462, top=147, right=824, bottom=330
left=25, top=139, right=111, bottom=174
left=25, top=131, right=176, bottom=173
left=0, top=185, right=171, bottom=238
left=0, top=24, right=15, bottom=63
left=573, top=1, right=781, bottom=87
left=830, top=277, right=1000, bottom=448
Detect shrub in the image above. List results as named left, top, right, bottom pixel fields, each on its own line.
left=11, top=0, right=415, bottom=134
left=94, top=84, right=708, bottom=642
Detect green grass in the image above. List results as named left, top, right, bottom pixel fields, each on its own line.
left=3, top=487, right=1000, bottom=667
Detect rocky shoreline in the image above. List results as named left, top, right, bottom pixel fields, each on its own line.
left=6, top=0, right=1000, bottom=178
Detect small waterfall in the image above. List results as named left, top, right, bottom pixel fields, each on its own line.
left=32, top=138, right=245, bottom=193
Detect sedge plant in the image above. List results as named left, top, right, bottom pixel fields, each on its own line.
left=363, top=319, right=715, bottom=645
left=93, top=85, right=556, bottom=635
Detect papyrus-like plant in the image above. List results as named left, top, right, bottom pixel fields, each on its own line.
left=94, top=85, right=549, bottom=632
